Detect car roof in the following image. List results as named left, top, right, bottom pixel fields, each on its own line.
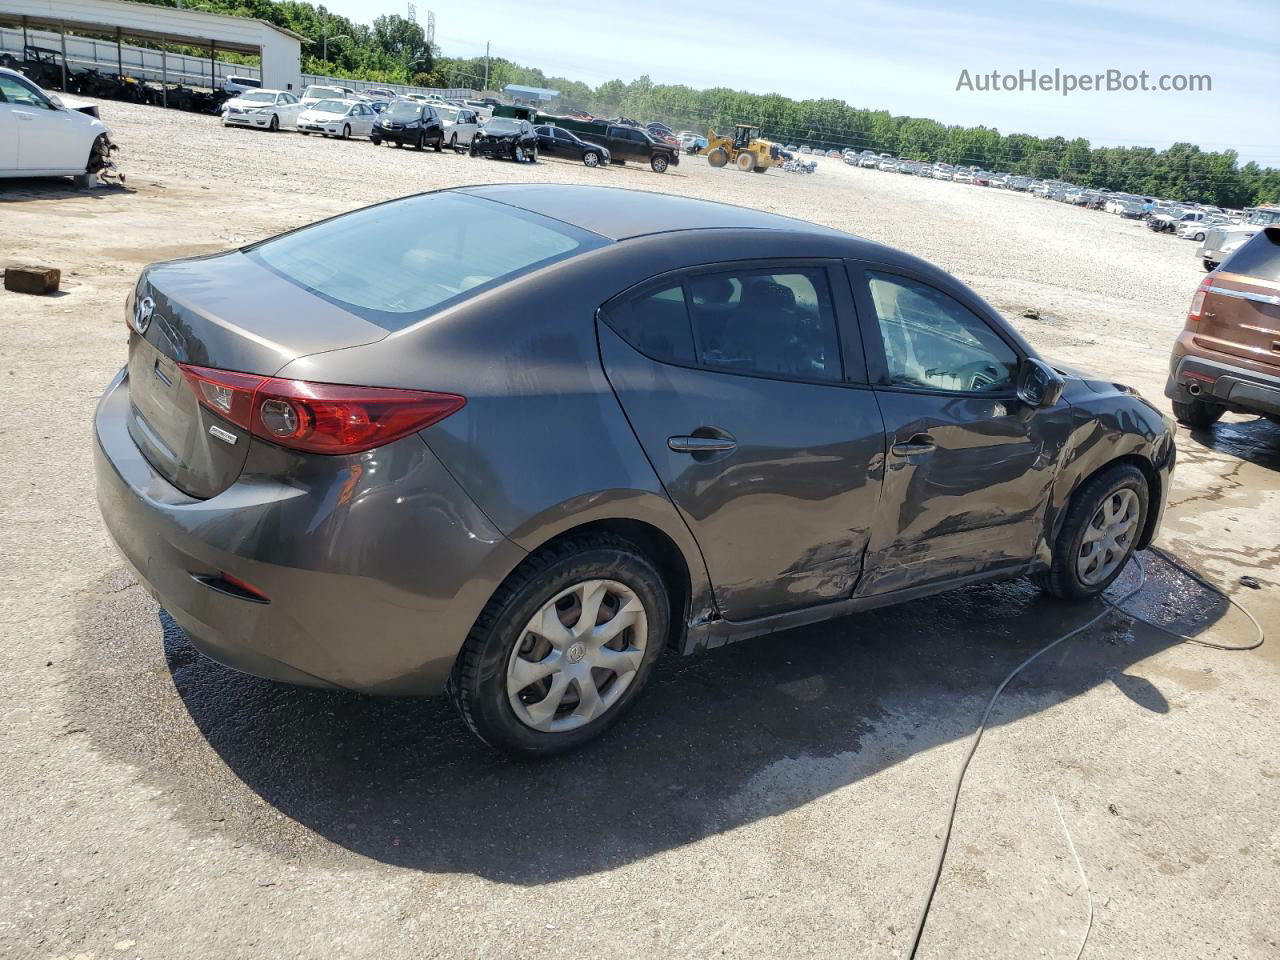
left=458, top=184, right=849, bottom=242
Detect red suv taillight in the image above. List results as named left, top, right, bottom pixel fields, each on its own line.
left=1186, top=277, right=1212, bottom=329
left=178, top=364, right=465, bottom=455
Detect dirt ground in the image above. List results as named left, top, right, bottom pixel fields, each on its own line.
left=1, top=101, right=1277, bottom=960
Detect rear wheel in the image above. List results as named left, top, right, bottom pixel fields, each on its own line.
left=1172, top=398, right=1225, bottom=428
left=448, top=535, right=669, bottom=758
left=1035, top=464, right=1148, bottom=600
left=736, top=151, right=756, bottom=172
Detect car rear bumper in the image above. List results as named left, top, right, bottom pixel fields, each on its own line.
left=94, top=367, right=526, bottom=695
left=1165, top=346, right=1280, bottom=416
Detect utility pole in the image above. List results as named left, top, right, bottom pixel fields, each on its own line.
left=483, top=41, right=489, bottom=92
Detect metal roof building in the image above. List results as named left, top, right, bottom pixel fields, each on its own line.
left=503, top=83, right=559, bottom=103
left=0, top=0, right=304, bottom=91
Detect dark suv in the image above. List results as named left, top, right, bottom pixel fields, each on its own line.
left=371, top=100, right=444, bottom=150
left=1166, top=226, right=1280, bottom=427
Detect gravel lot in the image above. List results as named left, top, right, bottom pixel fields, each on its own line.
left=2, top=100, right=1277, bottom=960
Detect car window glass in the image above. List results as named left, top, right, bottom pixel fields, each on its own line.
left=1222, top=229, right=1280, bottom=281
left=687, top=269, right=841, bottom=381
left=867, top=272, right=1018, bottom=392
left=0, top=74, right=49, bottom=107
left=603, top=285, right=696, bottom=363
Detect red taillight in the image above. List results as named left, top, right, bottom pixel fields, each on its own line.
left=178, top=364, right=465, bottom=455
left=1187, top=278, right=1212, bottom=328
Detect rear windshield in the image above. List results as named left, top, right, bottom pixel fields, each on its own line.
left=1221, top=228, right=1280, bottom=282
left=248, top=193, right=606, bottom=330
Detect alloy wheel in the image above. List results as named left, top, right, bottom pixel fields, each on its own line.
left=1077, top=488, right=1139, bottom=585
left=506, top=579, right=648, bottom=733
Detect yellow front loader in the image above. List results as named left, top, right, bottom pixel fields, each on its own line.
left=703, top=124, right=777, bottom=173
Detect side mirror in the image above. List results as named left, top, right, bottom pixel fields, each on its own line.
left=1016, top=357, right=1065, bottom=408
left=47, top=94, right=64, bottom=109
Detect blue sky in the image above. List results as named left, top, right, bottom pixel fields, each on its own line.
left=322, top=0, right=1279, bottom=164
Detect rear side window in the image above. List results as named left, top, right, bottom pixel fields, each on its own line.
left=604, top=268, right=843, bottom=382
left=602, top=285, right=695, bottom=363
left=1222, top=228, right=1280, bottom=282
left=249, top=193, right=606, bottom=330
left=688, top=269, right=841, bottom=381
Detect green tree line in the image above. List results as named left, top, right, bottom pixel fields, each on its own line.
left=134, top=1, right=1278, bottom=207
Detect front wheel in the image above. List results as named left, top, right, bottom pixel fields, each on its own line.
left=268, top=114, right=279, bottom=132
left=1172, top=398, right=1225, bottom=429
left=434, top=133, right=443, bottom=152
left=1202, top=259, right=1215, bottom=272
left=370, top=136, right=381, bottom=146
left=448, top=535, right=669, bottom=758
left=513, top=145, right=526, bottom=162
left=415, top=132, right=425, bottom=151
left=651, top=154, right=669, bottom=173
left=450, top=132, right=458, bottom=151
left=1035, top=464, right=1148, bottom=600
left=341, top=124, right=350, bottom=140
left=583, top=150, right=600, bottom=168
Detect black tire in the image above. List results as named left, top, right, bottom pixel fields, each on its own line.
left=415, top=132, right=425, bottom=151
left=651, top=154, right=669, bottom=173
left=341, top=124, right=350, bottom=140
left=529, top=145, right=538, bottom=163
left=513, top=145, right=525, bottom=163
left=469, top=143, right=477, bottom=157
left=1172, top=398, right=1225, bottom=428
left=299, top=131, right=310, bottom=136
left=1202, top=259, right=1215, bottom=272
left=370, top=136, right=381, bottom=146
left=268, top=114, right=279, bottom=132
left=448, top=534, right=670, bottom=758
left=583, top=150, right=600, bottom=168
left=434, top=134, right=443, bottom=152
left=394, top=140, right=402, bottom=148
left=450, top=132, right=458, bottom=151
left=1035, top=464, right=1149, bottom=600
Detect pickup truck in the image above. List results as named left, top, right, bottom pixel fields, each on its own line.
left=532, top=115, right=679, bottom=172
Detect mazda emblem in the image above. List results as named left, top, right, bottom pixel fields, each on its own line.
left=132, top=296, right=154, bottom=335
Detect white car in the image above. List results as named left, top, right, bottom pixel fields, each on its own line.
left=296, top=99, right=377, bottom=139
left=0, top=67, right=115, bottom=185
left=434, top=104, right=481, bottom=150
left=300, top=84, right=355, bottom=107
left=222, top=89, right=303, bottom=132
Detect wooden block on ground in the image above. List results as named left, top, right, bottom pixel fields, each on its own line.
left=4, top=266, right=61, bottom=295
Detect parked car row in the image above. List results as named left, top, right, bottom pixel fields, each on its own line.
left=218, top=88, right=618, bottom=170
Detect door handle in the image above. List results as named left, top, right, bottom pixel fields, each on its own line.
left=668, top=435, right=737, bottom=454
left=890, top=434, right=936, bottom=457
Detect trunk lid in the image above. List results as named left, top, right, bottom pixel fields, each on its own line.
left=126, top=252, right=389, bottom=499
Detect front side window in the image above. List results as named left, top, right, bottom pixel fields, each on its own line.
left=866, top=272, right=1018, bottom=393
left=0, top=74, right=49, bottom=107
left=687, top=269, right=841, bottom=381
